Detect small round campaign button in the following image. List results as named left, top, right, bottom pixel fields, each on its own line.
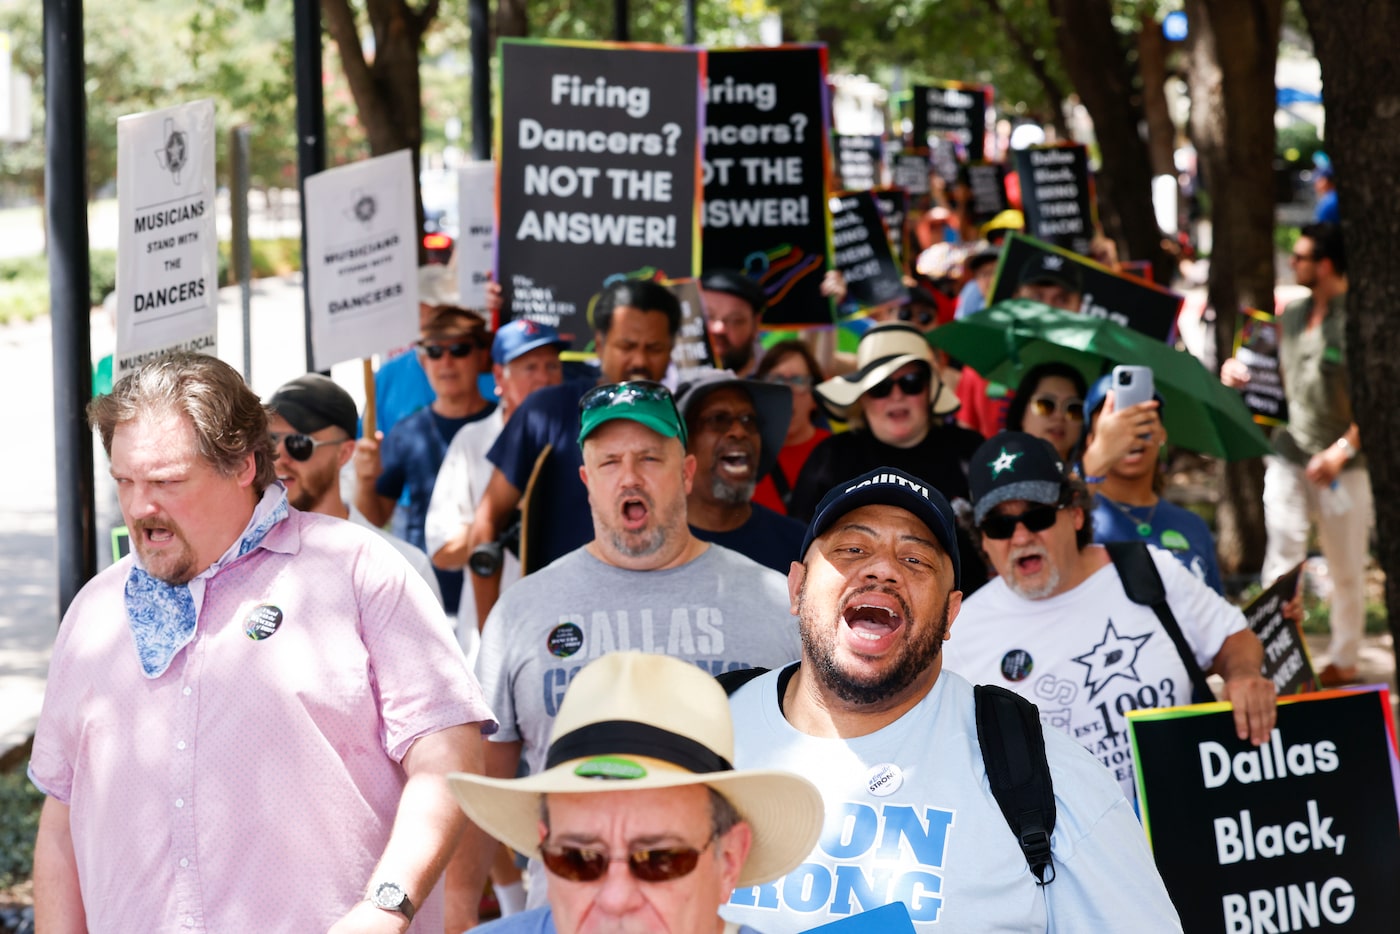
left=1001, top=649, right=1034, bottom=682
left=547, top=622, right=583, bottom=658
left=866, top=763, right=904, bottom=797
left=244, top=604, right=283, bottom=641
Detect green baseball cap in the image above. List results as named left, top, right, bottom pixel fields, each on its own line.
left=577, top=380, right=687, bottom=447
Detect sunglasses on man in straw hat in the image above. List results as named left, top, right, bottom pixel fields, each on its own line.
left=446, top=652, right=823, bottom=888
left=815, top=322, right=958, bottom=422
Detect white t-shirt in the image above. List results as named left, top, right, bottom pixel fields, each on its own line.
left=423, top=407, right=517, bottom=639
left=723, top=667, right=1182, bottom=933
left=945, top=544, right=1246, bottom=801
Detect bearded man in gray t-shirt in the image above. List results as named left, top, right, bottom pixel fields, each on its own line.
left=449, top=380, right=802, bottom=918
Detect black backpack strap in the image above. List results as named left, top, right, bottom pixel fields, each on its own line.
left=975, top=684, right=1057, bottom=885
left=717, top=667, right=771, bottom=696
left=768, top=464, right=794, bottom=510
left=1106, top=541, right=1215, bottom=704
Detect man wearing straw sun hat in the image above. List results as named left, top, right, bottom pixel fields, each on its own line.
left=450, top=652, right=823, bottom=934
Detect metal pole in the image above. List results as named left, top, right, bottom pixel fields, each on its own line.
left=614, top=0, right=629, bottom=42
left=684, top=0, right=696, bottom=45
left=230, top=125, right=253, bottom=382
left=293, top=0, right=326, bottom=373
left=44, top=0, right=96, bottom=618
left=469, top=0, right=490, bottom=161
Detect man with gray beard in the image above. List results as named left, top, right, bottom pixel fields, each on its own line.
left=463, top=380, right=802, bottom=910
left=677, top=371, right=806, bottom=573
left=945, top=432, right=1275, bottom=804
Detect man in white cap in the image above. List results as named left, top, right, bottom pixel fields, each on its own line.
left=723, top=466, right=1183, bottom=932
left=450, top=651, right=823, bottom=934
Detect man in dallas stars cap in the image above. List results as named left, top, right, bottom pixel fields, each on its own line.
left=723, top=464, right=1183, bottom=932
left=450, top=651, right=822, bottom=934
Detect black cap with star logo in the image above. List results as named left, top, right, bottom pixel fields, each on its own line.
left=969, top=431, right=1070, bottom=525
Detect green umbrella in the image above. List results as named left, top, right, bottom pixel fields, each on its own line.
left=929, top=298, right=1273, bottom=461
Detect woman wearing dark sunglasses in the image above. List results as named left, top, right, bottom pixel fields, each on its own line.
left=786, top=322, right=990, bottom=592
left=1004, top=362, right=1088, bottom=461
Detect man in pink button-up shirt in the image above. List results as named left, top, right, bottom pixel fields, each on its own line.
left=29, top=353, right=496, bottom=933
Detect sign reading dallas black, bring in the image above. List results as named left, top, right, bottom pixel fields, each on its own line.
left=830, top=192, right=905, bottom=312
left=910, top=83, right=988, bottom=162
left=834, top=134, right=882, bottom=191
left=1013, top=144, right=1094, bottom=256
left=703, top=45, right=832, bottom=328
left=498, top=39, right=701, bottom=349
left=1128, top=690, right=1400, bottom=933
left=988, top=232, right=1182, bottom=343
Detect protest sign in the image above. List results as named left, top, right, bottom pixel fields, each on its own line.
left=456, top=160, right=496, bottom=309
left=1234, top=307, right=1289, bottom=426
left=988, top=232, right=1182, bottom=343
left=910, top=82, right=990, bottom=163
left=304, top=149, right=420, bottom=371
left=830, top=192, right=905, bottom=312
left=929, top=137, right=960, bottom=185
left=834, top=134, right=882, bottom=191
left=966, top=162, right=1007, bottom=224
left=665, top=277, right=716, bottom=380
left=871, top=187, right=910, bottom=270
left=498, top=39, right=702, bottom=349
left=1128, top=689, right=1400, bottom=932
left=702, top=45, right=832, bottom=328
left=1244, top=563, right=1317, bottom=695
left=115, top=99, right=219, bottom=379
left=889, top=150, right=930, bottom=196
left=1013, top=144, right=1095, bottom=256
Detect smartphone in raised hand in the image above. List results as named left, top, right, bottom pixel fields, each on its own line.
left=1112, top=365, right=1154, bottom=410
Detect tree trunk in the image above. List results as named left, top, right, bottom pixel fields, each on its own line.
left=1137, top=10, right=1178, bottom=180
left=498, top=0, right=528, bottom=38
left=1048, top=0, right=1171, bottom=283
left=321, top=0, right=435, bottom=259
left=1298, top=0, right=1400, bottom=655
left=1184, top=0, right=1280, bottom=578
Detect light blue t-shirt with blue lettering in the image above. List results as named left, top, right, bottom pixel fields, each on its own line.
left=723, top=667, right=1183, bottom=933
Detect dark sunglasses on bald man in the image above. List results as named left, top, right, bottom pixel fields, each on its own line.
left=979, top=503, right=1064, bottom=540
left=270, top=431, right=349, bottom=462
left=540, top=836, right=716, bottom=884
left=866, top=367, right=931, bottom=400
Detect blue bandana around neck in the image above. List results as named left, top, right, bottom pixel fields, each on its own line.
left=124, top=486, right=288, bottom=678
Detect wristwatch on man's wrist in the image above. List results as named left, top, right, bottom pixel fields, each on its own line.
left=1335, top=437, right=1357, bottom=461
left=368, top=881, right=415, bottom=921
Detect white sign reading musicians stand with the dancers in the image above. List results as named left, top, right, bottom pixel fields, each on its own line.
left=115, top=99, right=219, bottom=380
left=305, top=149, right=421, bottom=371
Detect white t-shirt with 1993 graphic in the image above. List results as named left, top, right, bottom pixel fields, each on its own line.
left=945, top=544, right=1246, bottom=802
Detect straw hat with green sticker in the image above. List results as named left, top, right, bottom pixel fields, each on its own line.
left=447, top=652, right=823, bottom=887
